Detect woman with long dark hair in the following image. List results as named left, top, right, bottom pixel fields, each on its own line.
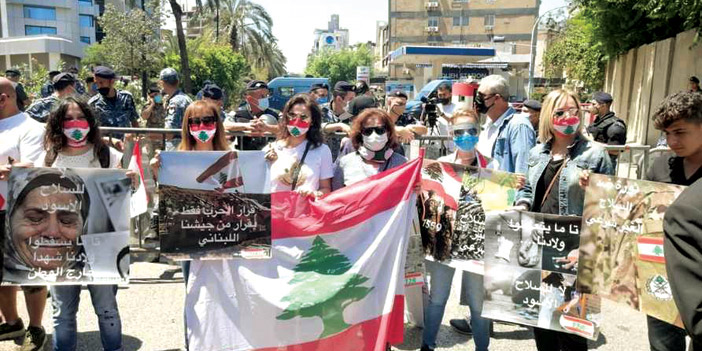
left=264, top=93, right=333, bottom=198
left=42, top=96, right=124, bottom=351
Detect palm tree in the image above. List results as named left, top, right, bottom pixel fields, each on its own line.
left=168, top=0, right=192, bottom=92
left=194, top=0, right=221, bottom=41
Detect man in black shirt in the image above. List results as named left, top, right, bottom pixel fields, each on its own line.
left=587, top=92, right=627, bottom=163
left=646, top=91, right=702, bottom=351
left=224, top=80, right=279, bottom=150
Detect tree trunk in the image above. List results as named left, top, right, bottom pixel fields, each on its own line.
left=215, top=0, right=220, bottom=42
left=230, top=24, right=238, bottom=51
left=169, top=0, right=192, bottom=93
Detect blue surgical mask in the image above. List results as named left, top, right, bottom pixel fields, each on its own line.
left=154, top=95, right=163, bottom=104
left=316, top=96, right=329, bottom=104
left=454, top=135, right=479, bottom=152
left=257, top=97, right=269, bottom=110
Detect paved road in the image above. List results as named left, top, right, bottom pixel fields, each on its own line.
left=0, top=262, right=657, bottom=351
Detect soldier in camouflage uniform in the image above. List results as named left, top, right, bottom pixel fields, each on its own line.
left=141, top=84, right=166, bottom=151
left=26, top=73, right=76, bottom=123
left=88, top=66, right=139, bottom=134
left=159, top=67, right=192, bottom=150
left=39, top=70, right=60, bottom=98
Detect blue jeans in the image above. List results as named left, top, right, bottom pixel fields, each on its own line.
left=647, top=315, right=686, bottom=351
left=422, top=260, right=490, bottom=351
left=51, top=285, right=122, bottom=351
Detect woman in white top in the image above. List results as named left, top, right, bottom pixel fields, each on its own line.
left=264, top=93, right=333, bottom=197
left=41, top=96, right=124, bottom=351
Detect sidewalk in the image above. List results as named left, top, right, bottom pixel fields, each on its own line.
left=0, top=262, right=651, bottom=351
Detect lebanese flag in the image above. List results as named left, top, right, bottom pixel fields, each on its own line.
left=128, top=141, right=148, bottom=217
left=185, top=157, right=422, bottom=351
left=420, top=160, right=463, bottom=210
left=637, top=236, right=666, bottom=264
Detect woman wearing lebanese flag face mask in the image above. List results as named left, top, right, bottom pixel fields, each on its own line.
left=513, top=90, right=614, bottom=351
left=264, top=93, right=333, bottom=198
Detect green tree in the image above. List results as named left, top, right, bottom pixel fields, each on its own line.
left=305, top=44, right=374, bottom=86
left=573, top=0, right=700, bottom=57
left=90, top=0, right=162, bottom=86
left=542, top=12, right=605, bottom=93
left=163, top=38, right=250, bottom=109
left=277, top=236, right=373, bottom=338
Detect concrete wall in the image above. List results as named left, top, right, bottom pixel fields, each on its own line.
left=604, top=29, right=702, bottom=146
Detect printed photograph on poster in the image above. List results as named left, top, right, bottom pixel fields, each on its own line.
left=482, top=211, right=600, bottom=340
left=4, top=167, right=131, bottom=285
left=417, top=160, right=520, bottom=273
left=158, top=151, right=272, bottom=260
left=577, top=174, right=685, bottom=326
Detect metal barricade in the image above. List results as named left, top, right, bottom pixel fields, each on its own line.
left=603, top=145, right=652, bottom=180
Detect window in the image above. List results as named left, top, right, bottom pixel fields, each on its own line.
left=78, top=0, right=93, bottom=4
left=23, top=6, right=56, bottom=21
left=79, top=15, right=94, bottom=28
left=279, top=87, right=294, bottom=98
left=427, top=17, right=439, bottom=27
left=484, top=15, right=495, bottom=26
left=25, top=25, right=57, bottom=36
left=80, top=36, right=91, bottom=44
left=452, top=16, right=469, bottom=26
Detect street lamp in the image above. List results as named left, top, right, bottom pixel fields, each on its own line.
left=527, top=5, right=569, bottom=98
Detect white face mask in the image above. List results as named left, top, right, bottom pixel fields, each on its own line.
left=190, top=128, right=216, bottom=143
left=362, top=131, right=389, bottom=152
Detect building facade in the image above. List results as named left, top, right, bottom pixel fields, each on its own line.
left=312, top=14, right=349, bottom=53
left=383, top=0, right=540, bottom=99
left=0, top=0, right=102, bottom=71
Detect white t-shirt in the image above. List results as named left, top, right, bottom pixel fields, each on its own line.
left=0, top=112, right=45, bottom=210
left=48, top=145, right=123, bottom=169
left=265, top=140, right=334, bottom=193
left=476, top=109, right=510, bottom=161
left=438, top=102, right=456, bottom=119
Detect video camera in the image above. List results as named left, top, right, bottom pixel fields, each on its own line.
left=420, top=95, right=441, bottom=129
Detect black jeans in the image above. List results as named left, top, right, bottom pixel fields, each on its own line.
left=533, top=327, right=588, bottom=351
left=647, top=316, right=686, bottom=351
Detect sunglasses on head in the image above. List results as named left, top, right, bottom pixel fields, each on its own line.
left=188, top=116, right=217, bottom=126
left=362, top=126, right=387, bottom=136
left=553, top=108, right=579, bottom=118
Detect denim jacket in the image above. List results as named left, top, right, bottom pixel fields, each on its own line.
left=492, top=107, right=536, bottom=175
left=516, top=134, right=614, bottom=216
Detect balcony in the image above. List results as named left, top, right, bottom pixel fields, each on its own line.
left=425, top=1, right=439, bottom=10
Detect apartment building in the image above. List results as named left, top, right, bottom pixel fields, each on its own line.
left=382, top=0, right=540, bottom=98
left=312, top=15, right=350, bottom=54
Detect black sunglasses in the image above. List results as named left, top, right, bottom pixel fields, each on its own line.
left=553, top=108, right=579, bottom=118
left=453, top=128, right=479, bottom=137
left=188, top=116, right=217, bottom=126
left=362, top=126, right=387, bottom=136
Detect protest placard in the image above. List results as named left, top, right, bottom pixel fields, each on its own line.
left=4, top=167, right=130, bottom=285
left=577, top=174, right=684, bottom=326
left=482, top=211, right=601, bottom=340
left=158, top=151, right=271, bottom=260
left=417, top=160, right=520, bottom=274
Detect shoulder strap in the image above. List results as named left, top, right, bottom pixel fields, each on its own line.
left=291, top=141, right=313, bottom=191
left=539, top=157, right=569, bottom=210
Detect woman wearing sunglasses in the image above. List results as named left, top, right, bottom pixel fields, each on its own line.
left=264, top=93, right=333, bottom=198
left=331, top=108, right=406, bottom=190
left=514, top=90, right=613, bottom=351
left=421, top=107, right=493, bottom=351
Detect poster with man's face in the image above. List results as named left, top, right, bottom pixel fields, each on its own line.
left=4, top=167, right=130, bottom=285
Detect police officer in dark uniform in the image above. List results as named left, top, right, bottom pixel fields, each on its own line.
left=40, top=70, right=61, bottom=98
left=26, top=73, right=76, bottom=123
left=320, top=81, right=356, bottom=125
left=67, top=66, right=86, bottom=95
left=690, top=76, right=702, bottom=93
left=201, top=83, right=227, bottom=120
left=224, top=80, right=279, bottom=150
left=587, top=91, right=627, bottom=164
left=309, top=83, right=329, bottom=105
left=89, top=66, right=139, bottom=141
left=4, top=68, right=30, bottom=111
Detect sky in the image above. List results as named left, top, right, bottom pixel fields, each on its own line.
left=255, top=0, right=569, bottom=74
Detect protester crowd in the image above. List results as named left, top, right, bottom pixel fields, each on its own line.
left=0, top=64, right=701, bottom=351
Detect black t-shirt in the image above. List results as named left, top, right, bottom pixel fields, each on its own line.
left=532, top=158, right=565, bottom=215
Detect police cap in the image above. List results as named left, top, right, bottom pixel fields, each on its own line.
left=94, top=66, right=116, bottom=79
left=593, top=91, right=613, bottom=104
